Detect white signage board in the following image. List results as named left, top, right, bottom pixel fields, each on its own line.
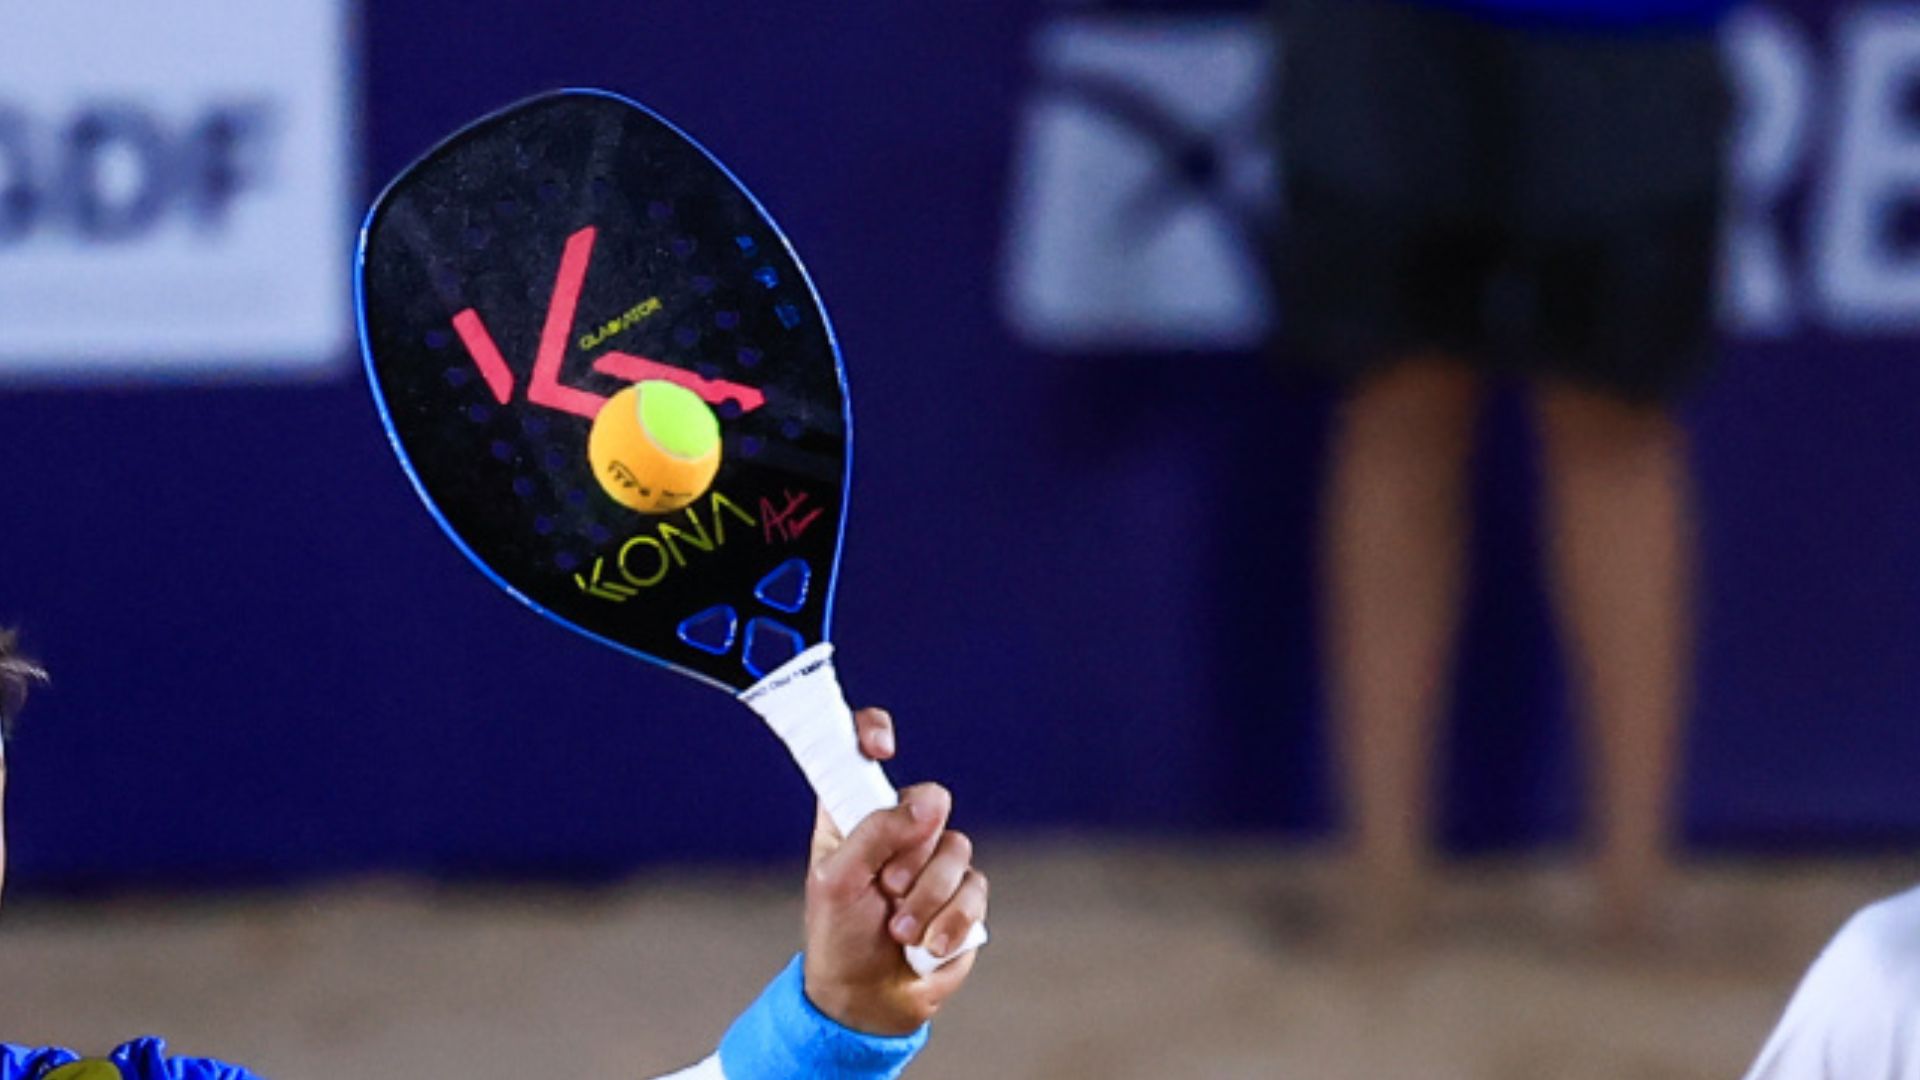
left=0, top=1, right=354, bottom=380
left=1001, top=17, right=1277, bottom=352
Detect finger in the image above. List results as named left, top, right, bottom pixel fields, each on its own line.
left=918, top=868, right=989, bottom=960
left=888, top=830, right=972, bottom=945
left=854, top=707, right=896, bottom=761
left=874, top=784, right=953, bottom=898
left=815, top=784, right=950, bottom=900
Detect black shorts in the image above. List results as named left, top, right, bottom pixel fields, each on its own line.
left=1274, top=0, right=1731, bottom=403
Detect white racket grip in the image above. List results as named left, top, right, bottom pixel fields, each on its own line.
left=739, top=643, right=988, bottom=977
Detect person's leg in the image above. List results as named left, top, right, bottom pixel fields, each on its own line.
left=1324, top=357, right=1482, bottom=937
left=1532, top=383, right=1692, bottom=937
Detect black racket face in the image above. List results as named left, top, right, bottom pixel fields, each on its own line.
left=358, top=90, right=848, bottom=693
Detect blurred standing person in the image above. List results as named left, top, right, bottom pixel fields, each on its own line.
left=1275, top=0, right=1732, bottom=939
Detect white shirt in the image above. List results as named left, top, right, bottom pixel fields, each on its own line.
left=656, top=1055, right=726, bottom=1080
left=1744, top=884, right=1920, bottom=1079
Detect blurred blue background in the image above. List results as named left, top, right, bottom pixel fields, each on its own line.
left=3, top=0, right=1918, bottom=891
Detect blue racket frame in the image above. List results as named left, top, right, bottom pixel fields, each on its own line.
left=355, top=88, right=855, bottom=695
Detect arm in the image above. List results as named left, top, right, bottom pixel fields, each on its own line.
left=655, top=710, right=989, bottom=1080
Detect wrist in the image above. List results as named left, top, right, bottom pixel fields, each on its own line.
left=803, top=964, right=919, bottom=1038
left=719, top=954, right=928, bottom=1080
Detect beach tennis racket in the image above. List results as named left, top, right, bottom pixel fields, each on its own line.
left=355, top=89, right=983, bottom=973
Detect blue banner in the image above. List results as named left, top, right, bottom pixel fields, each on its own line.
left=3, top=0, right=1917, bottom=889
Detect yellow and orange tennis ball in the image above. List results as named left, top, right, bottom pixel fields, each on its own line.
left=588, top=380, right=722, bottom=513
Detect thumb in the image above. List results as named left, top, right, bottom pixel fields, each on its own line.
left=816, top=784, right=951, bottom=899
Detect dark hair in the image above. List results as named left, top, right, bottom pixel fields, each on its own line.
left=0, top=627, right=47, bottom=737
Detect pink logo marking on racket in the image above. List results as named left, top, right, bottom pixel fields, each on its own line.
left=449, top=226, right=767, bottom=420
left=760, top=489, right=824, bottom=545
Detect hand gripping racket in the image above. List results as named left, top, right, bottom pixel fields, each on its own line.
left=355, top=90, right=984, bottom=974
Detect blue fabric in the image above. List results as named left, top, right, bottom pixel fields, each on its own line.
left=717, top=955, right=928, bottom=1080
left=1407, top=0, right=1734, bottom=29
left=0, top=1038, right=261, bottom=1080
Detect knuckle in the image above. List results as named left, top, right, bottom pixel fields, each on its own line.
left=906, top=885, right=944, bottom=920
left=806, top=865, right=837, bottom=901
left=962, top=873, right=990, bottom=915
left=945, top=830, right=973, bottom=861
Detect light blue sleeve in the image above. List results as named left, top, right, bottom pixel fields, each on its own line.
left=715, top=954, right=929, bottom=1080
